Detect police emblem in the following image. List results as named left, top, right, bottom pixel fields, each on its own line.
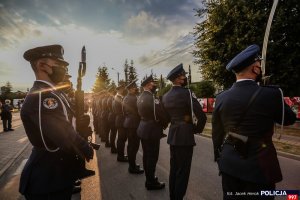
left=43, top=98, right=58, bottom=109
left=154, top=99, right=160, bottom=104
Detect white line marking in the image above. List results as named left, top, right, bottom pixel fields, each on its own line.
left=13, top=159, right=28, bottom=176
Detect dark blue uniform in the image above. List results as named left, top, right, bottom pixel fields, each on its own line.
left=1, top=103, right=13, bottom=131
left=213, top=44, right=297, bottom=199
left=123, top=92, right=142, bottom=171
left=212, top=81, right=296, bottom=195
left=101, top=95, right=110, bottom=144
left=113, top=93, right=128, bottom=160
left=19, top=81, right=93, bottom=198
left=137, top=90, right=165, bottom=185
left=162, top=86, right=207, bottom=199
left=107, top=94, right=117, bottom=152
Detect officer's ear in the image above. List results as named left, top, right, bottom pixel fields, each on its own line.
left=37, top=58, right=52, bottom=74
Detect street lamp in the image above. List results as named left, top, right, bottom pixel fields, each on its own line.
left=111, top=67, right=120, bottom=84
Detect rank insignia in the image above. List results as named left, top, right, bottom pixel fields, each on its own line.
left=43, top=98, right=58, bottom=109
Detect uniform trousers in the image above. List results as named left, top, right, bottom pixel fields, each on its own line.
left=141, top=139, right=160, bottom=182
left=169, top=145, right=193, bottom=200
left=102, top=118, right=109, bottom=143
left=117, top=127, right=127, bottom=157
left=2, top=118, right=12, bottom=131
left=221, top=172, right=275, bottom=200
left=97, top=116, right=102, bottom=138
left=109, top=125, right=117, bottom=149
left=24, top=186, right=73, bottom=200
left=92, top=113, right=98, bottom=135
left=127, top=128, right=140, bottom=168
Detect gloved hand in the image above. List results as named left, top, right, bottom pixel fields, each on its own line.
left=74, top=135, right=94, bottom=161
left=214, top=149, right=220, bottom=162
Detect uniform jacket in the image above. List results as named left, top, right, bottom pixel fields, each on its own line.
left=212, top=80, right=296, bottom=184
left=107, top=95, right=116, bottom=127
left=113, top=93, right=125, bottom=128
left=162, top=86, right=207, bottom=146
left=1, top=104, right=13, bottom=120
left=137, top=90, right=163, bottom=140
left=123, top=93, right=140, bottom=129
left=101, top=96, right=109, bottom=120
left=19, top=80, right=91, bottom=195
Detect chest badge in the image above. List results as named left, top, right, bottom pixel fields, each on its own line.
left=43, top=98, right=58, bottom=109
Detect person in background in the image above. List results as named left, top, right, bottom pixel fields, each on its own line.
left=1, top=99, right=14, bottom=132
left=137, top=75, right=166, bottom=190
left=123, top=80, right=144, bottom=174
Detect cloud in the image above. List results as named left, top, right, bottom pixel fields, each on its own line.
left=124, top=11, right=166, bottom=41
left=138, top=33, right=194, bottom=67
left=0, top=7, right=43, bottom=49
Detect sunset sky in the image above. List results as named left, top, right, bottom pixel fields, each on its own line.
left=0, top=0, right=204, bottom=92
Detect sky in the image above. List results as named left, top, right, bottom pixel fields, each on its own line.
left=0, top=0, right=205, bottom=92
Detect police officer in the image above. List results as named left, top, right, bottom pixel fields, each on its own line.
left=123, top=80, right=144, bottom=174
left=113, top=84, right=129, bottom=162
left=101, top=90, right=110, bottom=147
left=107, top=87, right=118, bottom=153
left=1, top=99, right=14, bottom=132
left=162, top=63, right=207, bottom=200
left=137, top=75, right=166, bottom=190
left=20, top=44, right=94, bottom=199
left=212, top=44, right=297, bottom=200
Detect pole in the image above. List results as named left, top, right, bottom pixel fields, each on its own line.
left=261, top=0, right=279, bottom=83
left=117, top=72, right=120, bottom=84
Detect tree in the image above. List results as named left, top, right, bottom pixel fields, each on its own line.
left=0, top=82, right=13, bottom=102
left=128, top=59, right=138, bottom=84
left=92, top=66, right=111, bottom=93
left=190, top=81, right=216, bottom=98
left=193, top=0, right=300, bottom=95
left=157, top=83, right=172, bottom=97
left=1, top=82, right=12, bottom=95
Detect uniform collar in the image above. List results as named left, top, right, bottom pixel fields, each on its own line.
left=35, top=80, right=56, bottom=90
left=143, top=89, right=153, bottom=94
left=236, top=79, right=255, bottom=82
left=232, top=80, right=258, bottom=87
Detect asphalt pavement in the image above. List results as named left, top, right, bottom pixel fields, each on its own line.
left=0, top=112, right=299, bottom=200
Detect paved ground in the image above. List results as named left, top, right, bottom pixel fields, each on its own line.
left=0, top=112, right=299, bottom=200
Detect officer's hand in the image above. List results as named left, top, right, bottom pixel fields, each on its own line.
left=214, top=149, right=220, bottom=162
left=78, top=126, right=93, bottom=139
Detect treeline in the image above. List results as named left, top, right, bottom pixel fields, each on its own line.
left=193, top=0, right=300, bottom=96
left=0, top=82, right=27, bottom=103
left=91, top=59, right=216, bottom=98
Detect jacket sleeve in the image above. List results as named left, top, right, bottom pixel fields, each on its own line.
left=191, top=92, right=207, bottom=133
left=34, top=91, right=92, bottom=159
left=211, top=98, right=226, bottom=161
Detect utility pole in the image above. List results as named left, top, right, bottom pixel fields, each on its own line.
left=188, top=65, right=192, bottom=85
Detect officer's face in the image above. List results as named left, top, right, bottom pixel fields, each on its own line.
left=40, top=59, right=67, bottom=84
left=177, top=74, right=188, bottom=87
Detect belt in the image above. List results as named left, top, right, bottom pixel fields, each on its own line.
left=171, top=120, right=192, bottom=125
left=141, top=118, right=155, bottom=122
